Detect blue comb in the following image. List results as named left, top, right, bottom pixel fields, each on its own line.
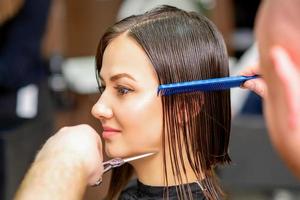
left=158, top=75, right=258, bottom=96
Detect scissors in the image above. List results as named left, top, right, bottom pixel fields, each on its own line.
left=93, top=152, right=155, bottom=186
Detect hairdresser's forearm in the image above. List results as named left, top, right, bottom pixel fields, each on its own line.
left=14, top=154, right=88, bottom=200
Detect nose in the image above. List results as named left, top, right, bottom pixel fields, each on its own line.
left=91, top=96, right=113, bottom=120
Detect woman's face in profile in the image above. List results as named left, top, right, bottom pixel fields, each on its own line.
left=92, top=34, right=163, bottom=158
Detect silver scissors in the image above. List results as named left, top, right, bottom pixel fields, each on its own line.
left=93, top=152, right=155, bottom=186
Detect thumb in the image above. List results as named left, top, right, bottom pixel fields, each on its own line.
left=242, top=78, right=267, bottom=98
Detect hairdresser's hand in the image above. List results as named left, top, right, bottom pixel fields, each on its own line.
left=240, top=64, right=267, bottom=98
left=35, top=124, right=104, bottom=185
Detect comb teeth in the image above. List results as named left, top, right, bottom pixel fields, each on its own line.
left=158, top=75, right=259, bottom=96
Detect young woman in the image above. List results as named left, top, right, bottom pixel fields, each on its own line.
left=92, top=5, right=231, bottom=200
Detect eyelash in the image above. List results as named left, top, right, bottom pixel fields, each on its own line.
left=114, top=85, right=133, bottom=96
left=97, top=85, right=133, bottom=96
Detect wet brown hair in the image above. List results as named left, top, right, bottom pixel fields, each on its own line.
left=96, top=5, right=231, bottom=200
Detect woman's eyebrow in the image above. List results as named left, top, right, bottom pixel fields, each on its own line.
left=99, top=73, right=136, bottom=82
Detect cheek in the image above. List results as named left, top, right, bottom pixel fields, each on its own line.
left=119, top=94, right=163, bottom=150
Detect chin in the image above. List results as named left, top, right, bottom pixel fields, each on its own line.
left=104, top=139, right=161, bottom=159
left=104, top=143, right=131, bottom=158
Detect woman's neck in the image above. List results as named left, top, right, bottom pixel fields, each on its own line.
left=130, top=151, right=203, bottom=186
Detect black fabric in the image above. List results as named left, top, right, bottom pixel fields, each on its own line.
left=0, top=0, right=51, bottom=127
left=119, top=179, right=206, bottom=200
left=0, top=0, right=50, bottom=90
left=0, top=89, right=29, bottom=130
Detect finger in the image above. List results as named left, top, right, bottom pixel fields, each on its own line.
left=96, top=137, right=104, bottom=169
left=242, top=78, right=267, bottom=98
left=240, top=64, right=260, bottom=76
left=87, top=133, right=104, bottom=186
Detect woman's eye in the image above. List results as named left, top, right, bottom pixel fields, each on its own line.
left=115, top=86, right=133, bottom=95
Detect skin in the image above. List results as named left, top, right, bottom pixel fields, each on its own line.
left=242, top=0, right=300, bottom=178
left=14, top=125, right=104, bottom=200
left=92, top=33, right=163, bottom=159
left=91, top=33, right=199, bottom=186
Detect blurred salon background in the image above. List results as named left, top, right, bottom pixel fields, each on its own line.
left=0, top=0, right=299, bottom=200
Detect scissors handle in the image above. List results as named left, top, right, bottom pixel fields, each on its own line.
left=103, top=158, right=125, bottom=174
left=93, top=153, right=155, bottom=187
left=92, top=158, right=124, bottom=187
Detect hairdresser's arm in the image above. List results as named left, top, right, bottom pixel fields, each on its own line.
left=14, top=125, right=104, bottom=200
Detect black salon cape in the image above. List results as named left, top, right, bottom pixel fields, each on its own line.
left=119, top=179, right=206, bottom=200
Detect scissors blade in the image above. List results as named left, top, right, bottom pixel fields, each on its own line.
left=123, top=152, right=155, bottom=163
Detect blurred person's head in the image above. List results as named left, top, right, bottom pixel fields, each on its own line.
left=92, top=5, right=231, bottom=199
left=255, top=0, right=300, bottom=176
left=255, top=0, right=300, bottom=72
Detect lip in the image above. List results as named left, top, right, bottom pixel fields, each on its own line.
left=102, top=126, right=121, bottom=139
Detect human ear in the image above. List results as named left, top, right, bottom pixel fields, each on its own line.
left=178, top=93, right=204, bottom=125
left=270, top=45, right=300, bottom=129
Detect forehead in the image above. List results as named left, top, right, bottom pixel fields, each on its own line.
left=100, top=34, right=158, bottom=82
